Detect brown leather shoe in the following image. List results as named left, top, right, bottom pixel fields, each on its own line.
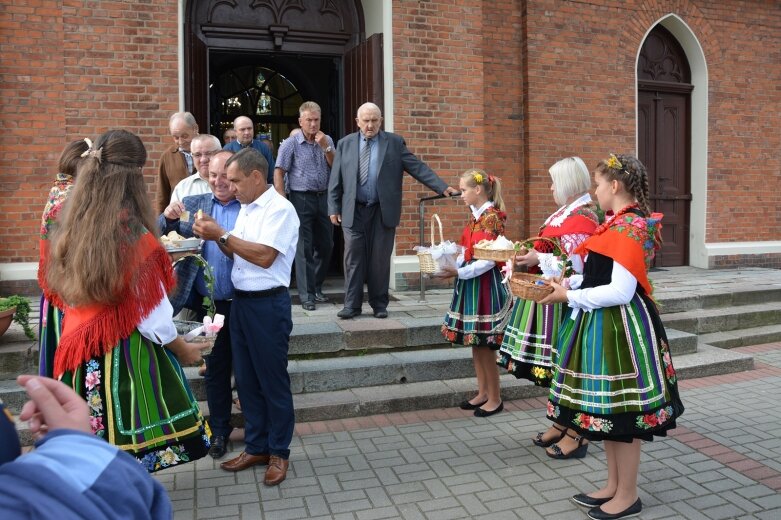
left=220, top=451, right=270, bottom=472
left=263, top=455, right=289, bottom=486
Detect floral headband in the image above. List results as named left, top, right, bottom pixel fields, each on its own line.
left=606, top=154, right=629, bottom=175
left=80, top=137, right=103, bottom=163
left=471, top=172, right=495, bottom=185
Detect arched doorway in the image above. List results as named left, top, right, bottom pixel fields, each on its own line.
left=637, top=25, right=692, bottom=267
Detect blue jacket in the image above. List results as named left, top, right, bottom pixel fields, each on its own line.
left=224, top=139, right=275, bottom=183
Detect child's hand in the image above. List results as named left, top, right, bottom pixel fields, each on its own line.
left=432, top=266, right=458, bottom=279
left=515, top=249, right=539, bottom=267
left=539, top=280, right=568, bottom=305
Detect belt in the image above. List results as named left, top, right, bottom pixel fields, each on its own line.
left=356, top=200, right=377, bottom=207
left=234, top=287, right=287, bottom=298
left=292, top=190, right=327, bottom=195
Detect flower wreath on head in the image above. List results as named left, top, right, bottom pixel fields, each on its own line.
left=607, top=153, right=629, bottom=175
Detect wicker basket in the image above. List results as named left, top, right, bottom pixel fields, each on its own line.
left=508, top=236, right=567, bottom=302
left=473, top=245, right=516, bottom=262
left=174, top=319, right=216, bottom=357
left=417, top=214, right=446, bottom=274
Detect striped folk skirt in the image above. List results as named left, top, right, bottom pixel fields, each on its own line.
left=497, top=299, right=562, bottom=386
left=441, top=266, right=512, bottom=348
left=60, top=330, right=211, bottom=472
left=38, top=296, right=63, bottom=378
left=547, top=292, right=684, bottom=441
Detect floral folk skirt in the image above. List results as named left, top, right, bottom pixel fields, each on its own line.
left=441, top=267, right=512, bottom=348
left=547, top=293, right=684, bottom=441
left=60, top=330, right=211, bottom=472
left=38, top=296, right=63, bottom=378
left=497, top=299, right=562, bottom=386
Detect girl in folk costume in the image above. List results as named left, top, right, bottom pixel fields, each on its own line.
left=497, top=157, right=599, bottom=458
left=38, top=139, right=89, bottom=377
left=439, top=170, right=512, bottom=418
left=44, top=130, right=211, bottom=473
left=540, top=154, right=684, bottom=520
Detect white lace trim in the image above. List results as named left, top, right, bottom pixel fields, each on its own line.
left=543, top=193, right=592, bottom=228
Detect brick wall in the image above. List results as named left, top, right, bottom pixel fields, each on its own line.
left=0, top=0, right=179, bottom=263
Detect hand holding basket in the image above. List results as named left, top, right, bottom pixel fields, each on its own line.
left=508, top=236, right=570, bottom=302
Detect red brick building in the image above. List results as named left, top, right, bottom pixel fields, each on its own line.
left=1, top=0, right=779, bottom=293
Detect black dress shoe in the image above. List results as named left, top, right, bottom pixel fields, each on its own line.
left=373, top=309, right=388, bottom=319
left=459, top=399, right=488, bottom=410
left=209, top=435, right=227, bottom=459
left=314, top=291, right=329, bottom=302
left=572, top=493, right=613, bottom=508
left=587, top=498, right=642, bottom=520
left=337, top=307, right=362, bottom=319
left=474, top=401, right=503, bottom=417
left=302, top=301, right=316, bottom=311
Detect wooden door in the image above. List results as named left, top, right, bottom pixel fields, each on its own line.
left=638, top=88, right=691, bottom=266
left=342, top=34, right=384, bottom=135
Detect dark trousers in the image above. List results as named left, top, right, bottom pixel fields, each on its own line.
left=230, top=290, right=294, bottom=459
left=342, top=203, right=396, bottom=312
left=197, top=299, right=233, bottom=438
left=289, top=191, right=333, bottom=303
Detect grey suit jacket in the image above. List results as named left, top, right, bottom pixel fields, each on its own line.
left=328, top=130, right=448, bottom=228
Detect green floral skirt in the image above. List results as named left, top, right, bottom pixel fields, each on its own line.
left=61, top=330, right=211, bottom=472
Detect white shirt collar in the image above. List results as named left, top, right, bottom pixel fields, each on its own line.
left=470, top=200, right=494, bottom=220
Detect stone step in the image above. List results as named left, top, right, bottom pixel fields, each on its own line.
left=699, top=323, right=781, bottom=349
left=656, top=286, right=781, bottom=314
left=10, top=343, right=754, bottom=445
left=661, top=301, right=781, bottom=335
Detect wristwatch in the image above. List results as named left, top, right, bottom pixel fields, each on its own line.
left=324, top=145, right=333, bottom=153
left=219, top=232, right=230, bottom=245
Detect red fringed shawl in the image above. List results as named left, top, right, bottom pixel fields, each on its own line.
left=575, top=207, right=663, bottom=297
left=53, top=231, right=175, bottom=378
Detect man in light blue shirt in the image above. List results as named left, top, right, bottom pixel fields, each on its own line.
left=224, top=116, right=275, bottom=183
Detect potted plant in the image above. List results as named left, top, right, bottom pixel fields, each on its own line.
left=0, top=295, right=36, bottom=340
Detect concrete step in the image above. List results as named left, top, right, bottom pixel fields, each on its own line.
left=10, top=343, right=754, bottom=445
left=657, top=287, right=781, bottom=314
left=661, top=302, right=781, bottom=335
left=699, top=323, right=781, bottom=349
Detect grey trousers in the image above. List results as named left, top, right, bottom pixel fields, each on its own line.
left=289, top=191, right=333, bottom=303
left=342, top=203, right=396, bottom=312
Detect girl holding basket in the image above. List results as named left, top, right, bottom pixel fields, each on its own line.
left=438, top=169, right=512, bottom=417
left=540, top=154, right=684, bottom=520
left=497, top=157, right=599, bottom=458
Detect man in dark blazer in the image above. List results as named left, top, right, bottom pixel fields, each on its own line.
left=328, top=102, right=458, bottom=319
left=157, top=150, right=240, bottom=460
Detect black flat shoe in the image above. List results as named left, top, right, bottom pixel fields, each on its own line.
left=587, top=498, right=642, bottom=520
left=337, top=307, right=362, bottom=319
left=459, top=399, right=488, bottom=410
left=302, top=301, right=316, bottom=311
left=547, top=431, right=589, bottom=459
left=572, top=493, right=613, bottom=508
left=314, top=291, right=329, bottom=303
left=532, top=424, right=567, bottom=447
left=208, top=435, right=227, bottom=459
left=474, top=401, right=503, bottom=417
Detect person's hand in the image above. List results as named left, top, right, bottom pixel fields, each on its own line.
left=17, top=375, right=91, bottom=439
left=443, top=186, right=460, bottom=197
left=330, top=214, right=342, bottom=226
left=193, top=214, right=224, bottom=241
left=539, top=280, right=568, bottom=305
left=432, top=266, right=458, bottom=279
left=515, top=249, right=539, bottom=267
left=166, top=337, right=207, bottom=365
left=163, top=201, right=186, bottom=220
left=315, top=131, right=329, bottom=149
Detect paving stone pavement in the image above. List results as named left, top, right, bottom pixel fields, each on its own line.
left=155, top=342, right=781, bottom=520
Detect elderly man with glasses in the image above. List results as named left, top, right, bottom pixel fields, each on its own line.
left=170, top=134, right=223, bottom=204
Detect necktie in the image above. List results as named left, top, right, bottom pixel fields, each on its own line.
left=181, top=150, right=193, bottom=174
left=359, top=139, right=371, bottom=185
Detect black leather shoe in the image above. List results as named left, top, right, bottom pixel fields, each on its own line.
left=209, top=435, right=227, bottom=459
left=587, top=498, right=642, bottom=520
left=474, top=401, right=503, bottom=417
left=337, top=307, right=362, bottom=319
left=373, top=309, right=388, bottom=319
left=302, top=301, right=316, bottom=311
left=572, top=493, right=613, bottom=508
left=459, top=399, right=487, bottom=410
left=314, top=291, right=329, bottom=303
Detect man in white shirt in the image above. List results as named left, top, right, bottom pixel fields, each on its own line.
left=170, top=134, right=222, bottom=204
left=193, top=147, right=299, bottom=487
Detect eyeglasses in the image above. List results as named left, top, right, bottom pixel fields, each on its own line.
left=192, top=150, right=221, bottom=159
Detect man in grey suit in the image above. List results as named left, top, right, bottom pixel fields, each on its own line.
left=328, top=102, right=458, bottom=319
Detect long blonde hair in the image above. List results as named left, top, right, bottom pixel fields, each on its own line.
left=46, top=130, right=157, bottom=306
left=460, top=169, right=505, bottom=211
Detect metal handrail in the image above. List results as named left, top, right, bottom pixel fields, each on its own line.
left=417, top=192, right=460, bottom=302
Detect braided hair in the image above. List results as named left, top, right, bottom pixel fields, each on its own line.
left=595, top=154, right=652, bottom=217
